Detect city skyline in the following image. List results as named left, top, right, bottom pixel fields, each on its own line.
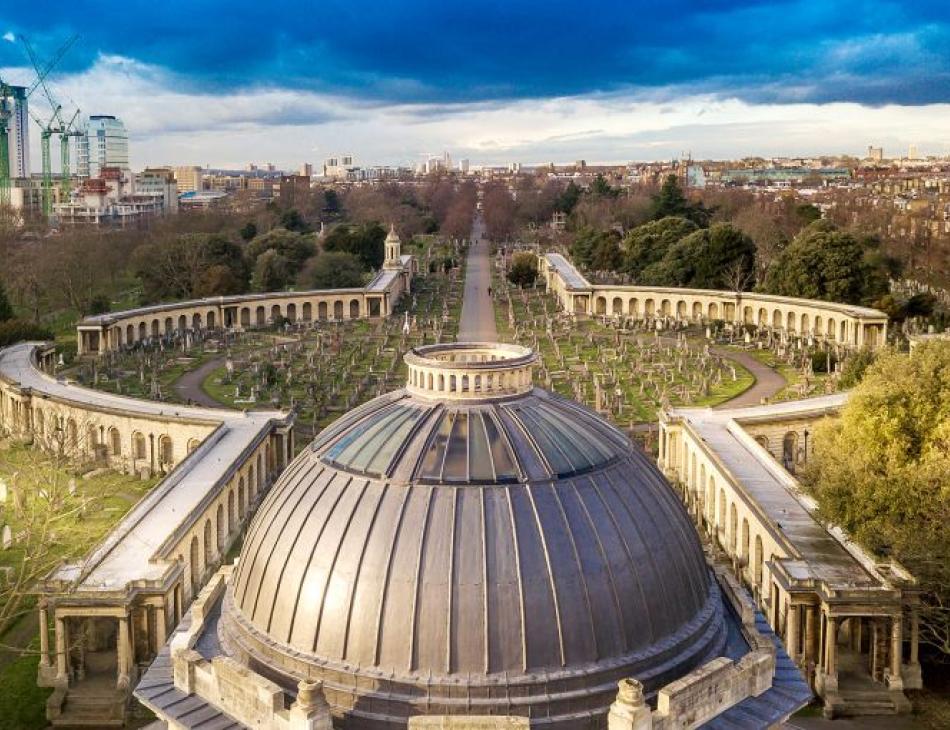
left=2, top=1, right=950, bottom=169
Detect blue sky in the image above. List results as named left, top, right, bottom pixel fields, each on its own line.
left=1, top=1, right=949, bottom=168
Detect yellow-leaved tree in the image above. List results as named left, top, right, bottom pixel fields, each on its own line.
left=804, top=341, right=950, bottom=659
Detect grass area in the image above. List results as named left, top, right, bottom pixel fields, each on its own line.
left=494, top=271, right=755, bottom=427
left=722, top=345, right=839, bottom=402
left=66, top=248, right=467, bottom=442
left=0, top=442, right=160, bottom=655
left=0, top=636, right=51, bottom=730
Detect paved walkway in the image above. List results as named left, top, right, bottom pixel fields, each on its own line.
left=457, top=217, right=498, bottom=342
left=711, top=346, right=786, bottom=407
left=173, top=356, right=225, bottom=408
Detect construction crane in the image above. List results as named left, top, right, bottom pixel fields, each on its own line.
left=13, top=34, right=80, bottom=217
left=59, top=109, right=82, bottom=197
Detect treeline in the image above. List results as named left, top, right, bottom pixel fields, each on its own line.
left=0, top=179, right=477, bottom=324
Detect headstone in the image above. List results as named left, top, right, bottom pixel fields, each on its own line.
left=0, top=479, right=6, bottom=504
left=1, top=524, right=12, bottom=549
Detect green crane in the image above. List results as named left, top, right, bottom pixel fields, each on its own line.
left=60, top=109, right=82, bottom=197
left=17, top=34, right=80, bottom=217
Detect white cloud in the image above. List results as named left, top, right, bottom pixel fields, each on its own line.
left=2, top=53, right=949, bottom=171
left=2, top=32, right=15, bottom=43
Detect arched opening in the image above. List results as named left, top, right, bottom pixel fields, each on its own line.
left=612, top=297, right=623, bottom=315
left=708, top=302, right=719, bottom=319
left=189, top=535, right=201, bottom=595
left=334, top=301, right=344, bottom=319
left=628, top=298, right=639, bottom=317
left=740, top=518, right=750, bottom=567
left=217, top=504, right=226, bottom=552
left=827, top=318, right=836, bottom=339
left=151, top=319, right=160, bottom=337
left=350, top=300, right=360, bottom=318
left=158, top=435, right=173, bottom=467
left=204, top=518, right=214, bottom=567
left=661, top=299, right=672, bottom=316
left=238, top=478, right=246, bottom=519
left=677, top=300, right=688, bottom=318
left=187, top=438, right=200, bottom=453
left=164, top=317, right=173, bottom=334
left=595, top=297, right=607, bottom=315
left=840, top=320, right=848, bottom=343
left=139, top=322, right=147, bottom=340
left=318, top=302, right=328, bottom=320
left=133, top=431, right=146, bottom=460
left=207, top=310, right=216, bottom=329
left=110, top=427, right=121, bottom=456
left=692, top=301, right=703, bottom=320
left=271, top=304, right=281, bottom=321
left=645, top=299, right=655, bottom=316
left=227, top=490, right=235, bottom=534
left=286, top=303, right=297, bottom=322
left=240, top=308, right=251, bottom=326
left=66, top=419, right=78, bottom=448
left=783, top=432, right=798, bottom=472
left=743, top=306, right=753, bottom=324
left=256, top=306, right=266, bottom=325
left=758, top=307, right=768, bottom=326
left=772, top=309, right=783, bottom=329
left=718, top=487, right=727, bottom=530
left=126, top=324, right=134, bottom=343
left=192, top=313, right=202, bottom=329
left=786, top=311, right=796, bottom=333
left=302, top=302, right=312, bottom=321
left=800, top=313, right=810, bottom=334
left=729, top=503, right=738, bottom=553
left=87, top=424, right=99, bottom=453
left=178, top=314, right=187, bottom=332
left=814, top=315, right=823, bottom=336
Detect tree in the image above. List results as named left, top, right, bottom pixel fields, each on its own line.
left=251, top=249, right=291, bottom=291
left=245, top=228, right=316, bottom=271
left=621, top=217, right=698, bottom=281
left=570, top=227, right=620, bottom=271
left=301, top=252, right=365, bottom=289
left=507, top=252, right=539, bottom=288
left=482, top=183, right=517, bottom=240
left=239, top=221, right=258, bottom=241
left=802, top=343, right=950, bottom=658
left=556, top=181, right=581, bottom=214
left=0, top=281, right=12, bottom=321
left=322, top=223, right=385, bottom=270
left=761, top=220, right=899, bottom=305
left=651, top=175, right=710, bottom=225
left=133, top=233, right=249, bottom=302
left=280, top=208, right=310, bottom=233
left=640, top=223, right=756, bottom=289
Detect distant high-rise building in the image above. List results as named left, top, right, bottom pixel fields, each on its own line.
left=324, top=155, right=356, bottom=180
left=77, top=115, right=129, bottom=178
left=866, top=145, right=884, bottom=162
left=298, top=162, right=313, bottom=177
left=459, top=158, right=470, bottom=174
left=908, top=144, right=919, bottom=160
left=5, top=86, right=31, bottom=179
left=173, top=166, right=203, bottom=193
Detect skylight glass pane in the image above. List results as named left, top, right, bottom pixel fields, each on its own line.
left=419, top=412, right=453, bottom=480
left=442, top=412, right=469, bottom=482
left=483, top=413, right=518, bottom=482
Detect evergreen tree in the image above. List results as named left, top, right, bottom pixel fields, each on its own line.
left=0, top=281, right=13, bottom=322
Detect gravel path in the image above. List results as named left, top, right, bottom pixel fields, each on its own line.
left=173, top=356, right=226, bottom=408
left=457, top=218, right=498, bottom=343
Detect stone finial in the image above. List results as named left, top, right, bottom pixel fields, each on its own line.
left=608, top=678, right=652, bottom=730
left=290, top=679, right=332, bottom=730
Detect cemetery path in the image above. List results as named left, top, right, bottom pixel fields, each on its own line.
left=458, top=219, right=498, bottom=342
left=711, top=347, right=786, bottom=407
left=174, top=356, right=226, bottom=408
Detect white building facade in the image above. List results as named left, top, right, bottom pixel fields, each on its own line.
left=77, top=115, right=130, bottom=178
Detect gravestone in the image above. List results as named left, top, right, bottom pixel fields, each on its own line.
left=1, top=524, right=12, bottom=549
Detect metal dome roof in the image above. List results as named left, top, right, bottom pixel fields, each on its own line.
left=222, top=344, right=724, bottom=727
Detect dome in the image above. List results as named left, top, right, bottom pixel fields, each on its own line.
left=222, top=344, right=724, bottom=727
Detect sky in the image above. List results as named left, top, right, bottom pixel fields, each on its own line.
left=1, top=1, right=950, bottom=170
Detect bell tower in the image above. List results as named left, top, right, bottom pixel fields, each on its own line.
left=384, top=223, right=401, bottom=269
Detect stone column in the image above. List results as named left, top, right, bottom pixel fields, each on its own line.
left=117, top=615, right=131, bottom=690
left=55, top=616, right=68, bottom=682
left=38, top=602, right=50, bottom=668
left=910, top=607, right=919, bottom=664
left=787, top=603, right=800, bottom=662
left=825, top=616, right=838, bottom=676
left=888, top=614, right=903, bottom=689
left=155, top=603, right=167, bottom=649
